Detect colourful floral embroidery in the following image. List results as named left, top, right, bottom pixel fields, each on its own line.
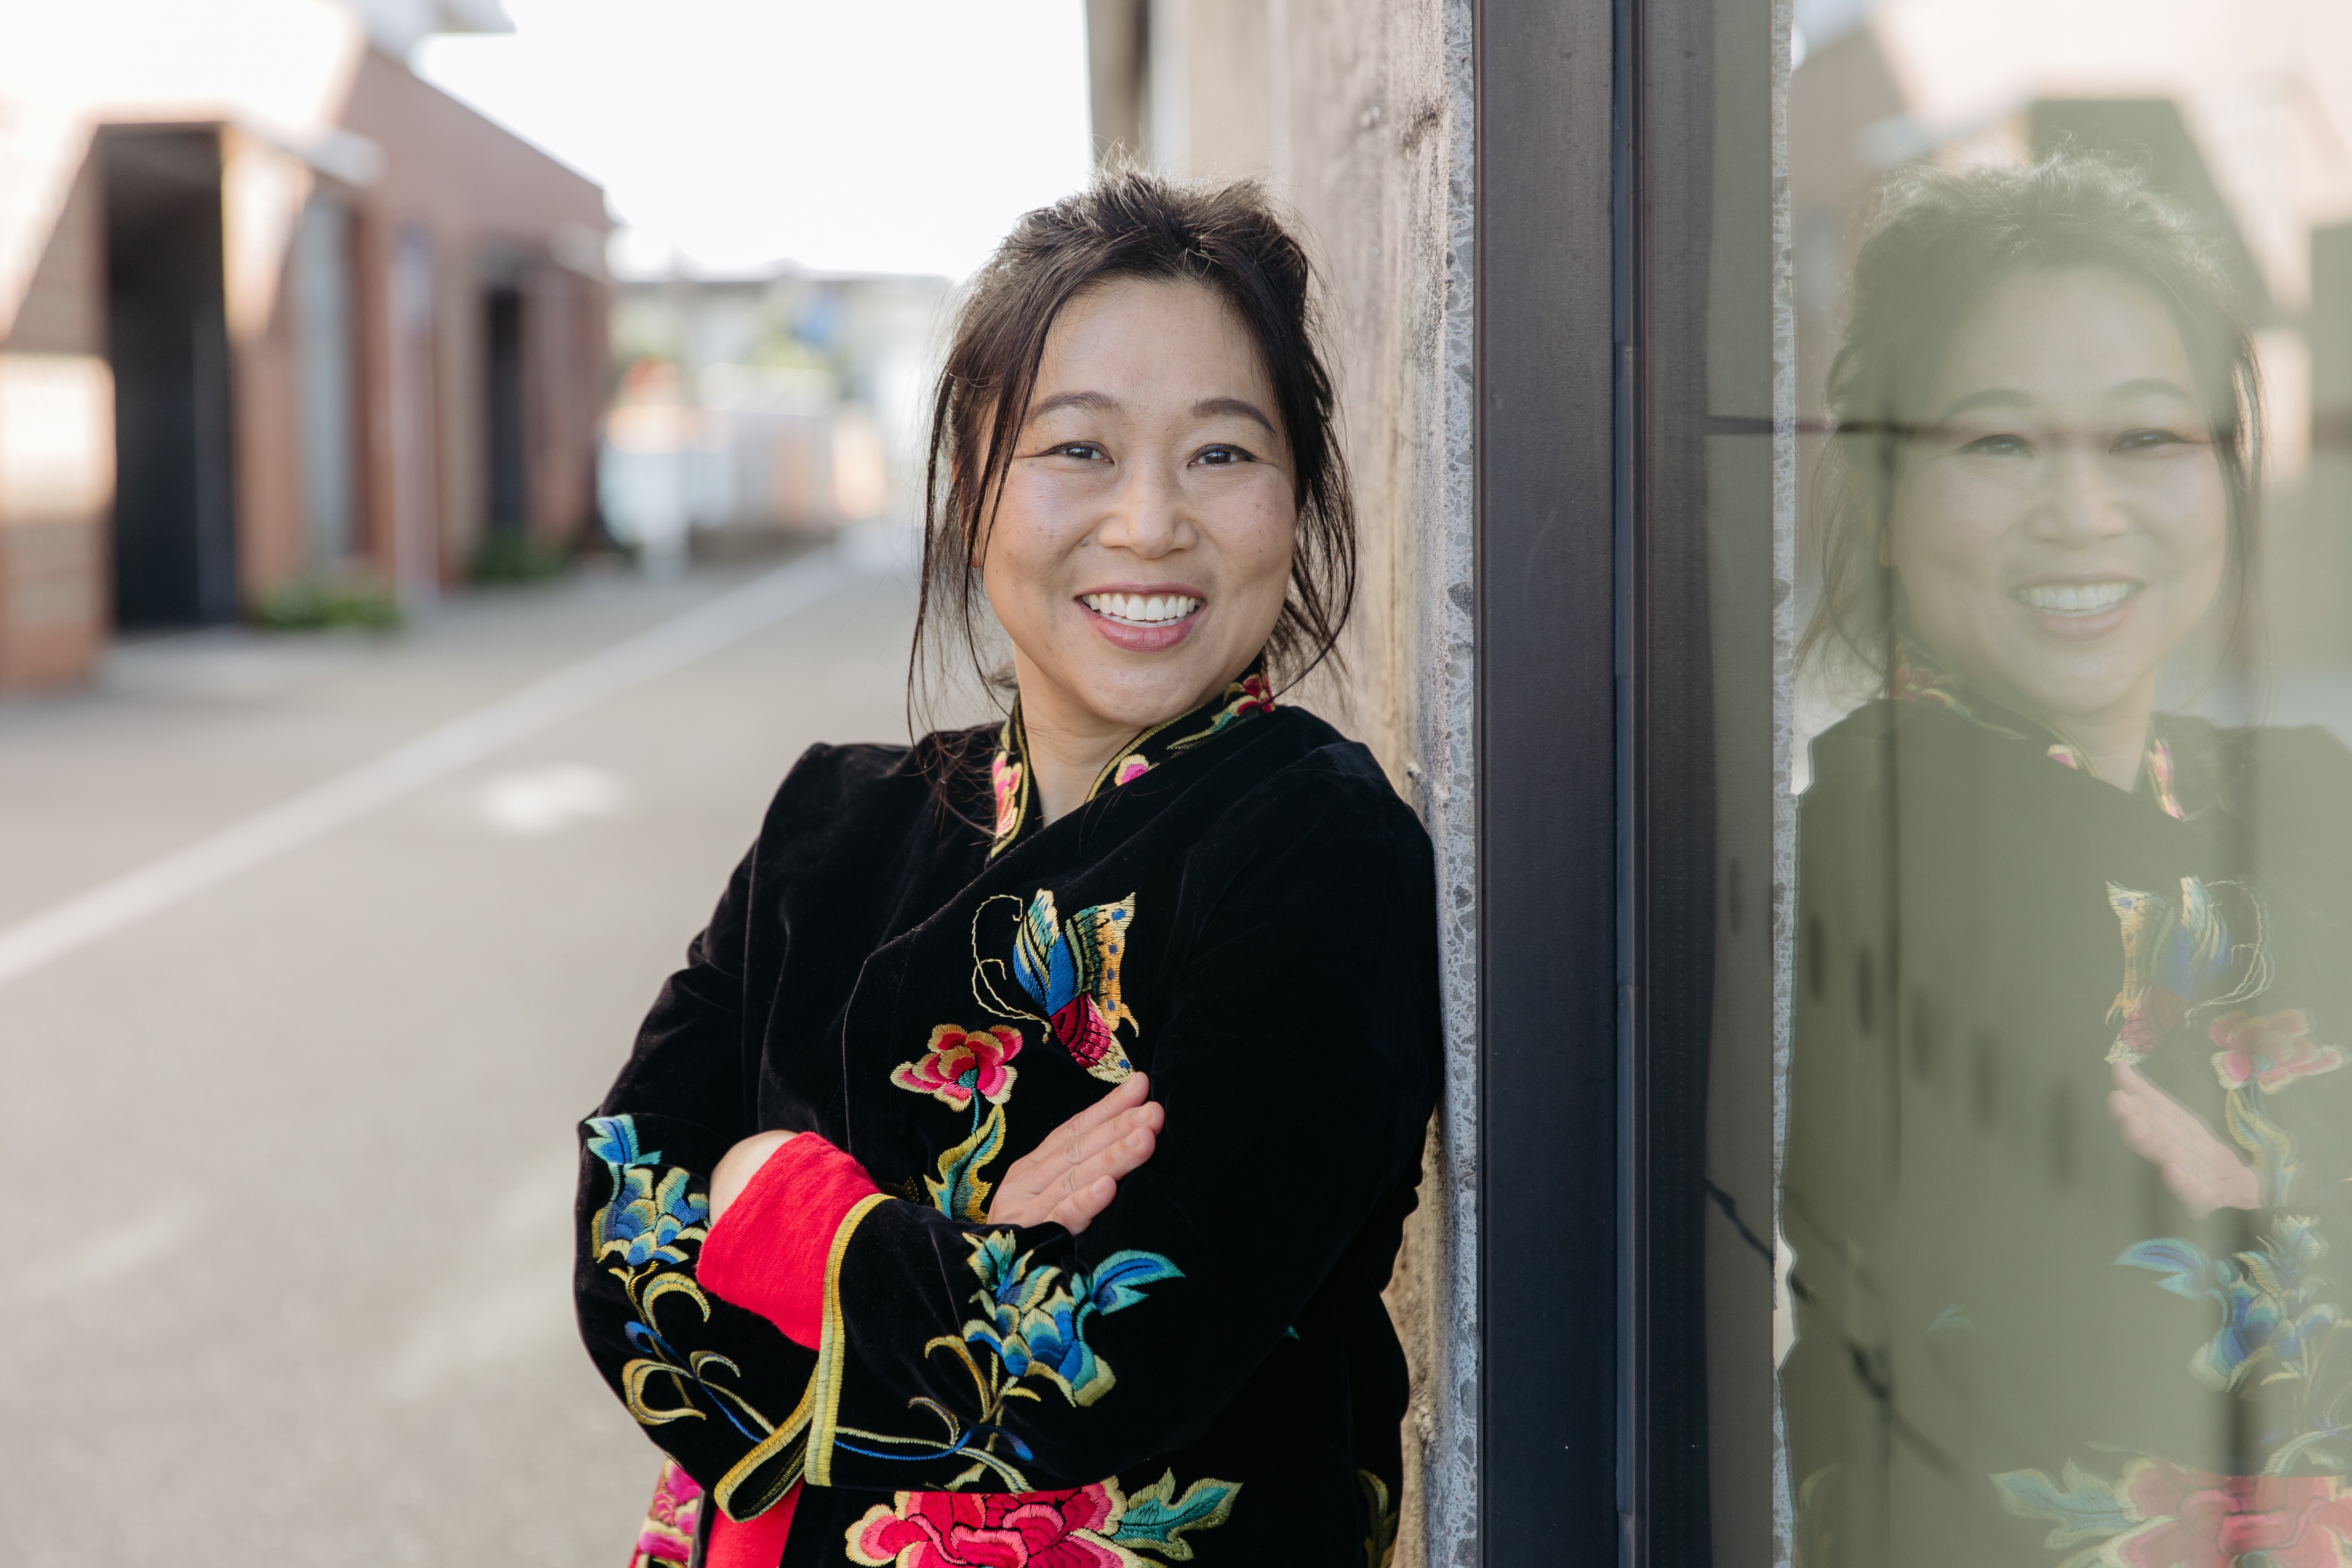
left=2148, top=737, right=2185, bottom=819
left=2104, top=878, right=2270, bottom=1065
left=585, top=1115, right=778, bottom=1440
left=2118, top=1218, right=2342, bottom=1398
left=1995, top=1458, right=2352, bottom=1568
left=827, top=1233, right=1184, bottom=1490
left=894, top=1024, right=1025, bottom=1111
left=996, top=890, right=1138, bottom=1082
left=845, top=1470, right=1239, bottom=1568
left=924, top=1101, right=1010, bottom=1222
left=1165, top=672, right=1277, bottom=755
left=958, top=1232, right=1180, bottom=1407
left=2212, top=1010, right=2348, bottom=1094
left=1113, top=755, right=1151, bottom=787
left=992, top=749, right=1028, bottom=852
left=629, top=1459, right=703, bottom=1565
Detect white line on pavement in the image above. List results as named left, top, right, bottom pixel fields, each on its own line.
left=0, top=549, right=859, bottom=990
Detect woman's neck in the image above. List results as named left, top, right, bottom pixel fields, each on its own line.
left=1009, top=656, right=1242, bottom=825
left=2044, top=708, right=2155, bottom=793
left=1019, top=702, right=1140, bottom=825
left=2024, top=669, right=2161, bottom=793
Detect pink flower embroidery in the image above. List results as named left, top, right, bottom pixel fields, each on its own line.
left=890, top=1024, right=1023, bottom=1110
left=992, top=754, right=1025, bottom=842
left=1233, top=673, right=1275, bottom=716
left=2211, top=1010, right=2346, bottom=1093
left=1113, top=755, right=1150, bottom=787
left=2111, top=1461, right=2352, bottom=1568
left=629, top=1458, right=702, bottom=1565
left=846, top=1486, right=1129, bottom=1568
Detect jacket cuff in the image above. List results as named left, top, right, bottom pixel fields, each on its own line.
left=697, top=1133, right=881, bottom=1348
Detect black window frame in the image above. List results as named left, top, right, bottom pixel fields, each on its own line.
left=1475, top=0, right=1784, bottom=1562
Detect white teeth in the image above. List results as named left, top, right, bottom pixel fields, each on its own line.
left=2017, top=581, right=2134, bottom=614
left=1082, top=592, right=1203, bottom=626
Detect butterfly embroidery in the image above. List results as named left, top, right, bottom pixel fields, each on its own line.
left=1009, top=890, right=1138, bottom=1082
left=2106, top=877, right=2270, bottom=1065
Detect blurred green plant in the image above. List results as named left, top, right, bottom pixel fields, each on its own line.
left=470, top=531, right=573, bottom=585
left=250, top=577, right=403, bottom=632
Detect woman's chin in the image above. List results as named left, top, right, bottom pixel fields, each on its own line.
left=1999, top=667, right=2153, bottom=729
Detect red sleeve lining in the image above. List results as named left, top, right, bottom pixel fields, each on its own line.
left=696, top=1132, right=881, bottom=1349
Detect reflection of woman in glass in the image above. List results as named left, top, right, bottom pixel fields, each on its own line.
left=573, top=176, right=1440, bottom=1568
left=1785, top=157, right=2352, bottom=1565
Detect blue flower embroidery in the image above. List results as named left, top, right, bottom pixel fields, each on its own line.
left=958, top=1234, right=1182, bottom=1407
left=2119, top=1218, right=2339, bottom=1392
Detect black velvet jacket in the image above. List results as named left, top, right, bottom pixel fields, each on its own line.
left=575, top=676, right=1441, bottom=1568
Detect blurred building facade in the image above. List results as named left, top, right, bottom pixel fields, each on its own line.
left=0, top=0, right=609, bottom=688
left=599, top=269, right=946, bottom=565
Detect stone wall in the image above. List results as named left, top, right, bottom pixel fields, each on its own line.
left=1088, top=5, right=1479, bottom=1561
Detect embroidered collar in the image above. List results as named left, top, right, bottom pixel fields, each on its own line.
left=1889, top=643, right=2195, bottom=821
left=987, top=665, right=1279, bottom=858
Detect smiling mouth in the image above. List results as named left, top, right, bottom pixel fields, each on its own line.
left=1081, top=592, right=1204, bottom=627
left=2015, top=581, right=2138, bottom=615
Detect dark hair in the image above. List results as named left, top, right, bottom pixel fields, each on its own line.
left=910, top=169, right=1356, bottom=728
left=1798, top=154, right=2264, bottom=690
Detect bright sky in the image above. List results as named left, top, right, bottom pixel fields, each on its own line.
left=413, top=0, right=1094, bottom=282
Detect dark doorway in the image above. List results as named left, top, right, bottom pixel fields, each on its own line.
left=104, top=127, right=236, bottom=627
left=484, top=284, right=527, bottom=535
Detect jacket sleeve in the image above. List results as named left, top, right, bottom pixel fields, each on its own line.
left=798, top=762, right=1444, bottom=1494
left=573, top=840, right=822, bottom=1525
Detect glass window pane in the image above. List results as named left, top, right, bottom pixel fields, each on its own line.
left=1775, top=8, right=2352, bottom=1564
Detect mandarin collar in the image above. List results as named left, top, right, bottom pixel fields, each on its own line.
left=987, top=663, right=1279, bottom=858
left=1888, top=642, right=2203, bottom=822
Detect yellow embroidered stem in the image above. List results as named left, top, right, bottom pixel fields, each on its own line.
left=806, top=1192, right=894, bottom=1487
left=712, top=1371, right=818, bottom=1521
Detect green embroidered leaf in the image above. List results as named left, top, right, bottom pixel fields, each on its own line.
left=928, top=1103, right=1008, bottom=1221
left=1112, top=1470, right=1241, bottom=1561
left=1080, top=1250, right=1183, bottom=1314
left=1991, top=1462, right=2134, bottom=1550
left=585, top=1114, right=653, bottom=1169
left=1359, top=1470, right=1398, bottom=1568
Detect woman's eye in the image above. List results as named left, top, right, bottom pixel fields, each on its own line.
left=2113, top=426, right=2188, bottom=454
left=1049, top=442, right=1107, bottom=462
left=1194, top=444, right=1255, bottom=466
left=1957, top=432, right=2030, bottom=458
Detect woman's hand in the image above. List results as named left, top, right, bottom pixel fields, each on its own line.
left=2107, top=1061, right=2259, bottom=1215
left=987, top=1073, right=1164, bottom=1234
left=708, top=1130, right=797, bottom=1226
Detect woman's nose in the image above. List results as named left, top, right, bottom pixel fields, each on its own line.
left=2032, top=438, right=2128, bottom=543
left=1093, top=462, right=1192, bottom=558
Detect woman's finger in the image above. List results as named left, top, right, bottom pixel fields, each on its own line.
left=1046, top=1074, right=1152, bottom=1158
left=1052, top=1099, right=1165, bottom=1175
left=1030, top=1120, right=1159, bottom=1235
left=1050, top=1174, right=1120, bottom=1234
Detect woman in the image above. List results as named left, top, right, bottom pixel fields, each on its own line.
left=576, top=173, right=1441, bottom=1568
left=1784, top=158, right=2352, bottom=1565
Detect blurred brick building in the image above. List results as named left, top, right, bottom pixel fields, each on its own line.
left=0, top=0, right=609, bottom=687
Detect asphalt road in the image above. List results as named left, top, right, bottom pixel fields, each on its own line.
left=0, top=540, right=938, bottom=1566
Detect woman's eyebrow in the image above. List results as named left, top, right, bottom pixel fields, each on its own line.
left=1931, top=387, right=2032, bottom=424
left=1025, top=389, right=1120, bottom=425
left=2103, top=376, right=2196, bottom=404
left=1192, top=395, right=1277, bottom=432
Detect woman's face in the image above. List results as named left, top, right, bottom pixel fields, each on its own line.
left=980, top=278, right=1297, bottom=737
left=1886, top=267, right=2229, bottom=729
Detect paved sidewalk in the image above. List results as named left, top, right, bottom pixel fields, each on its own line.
left=0, top=547, right=935, bottom=1566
